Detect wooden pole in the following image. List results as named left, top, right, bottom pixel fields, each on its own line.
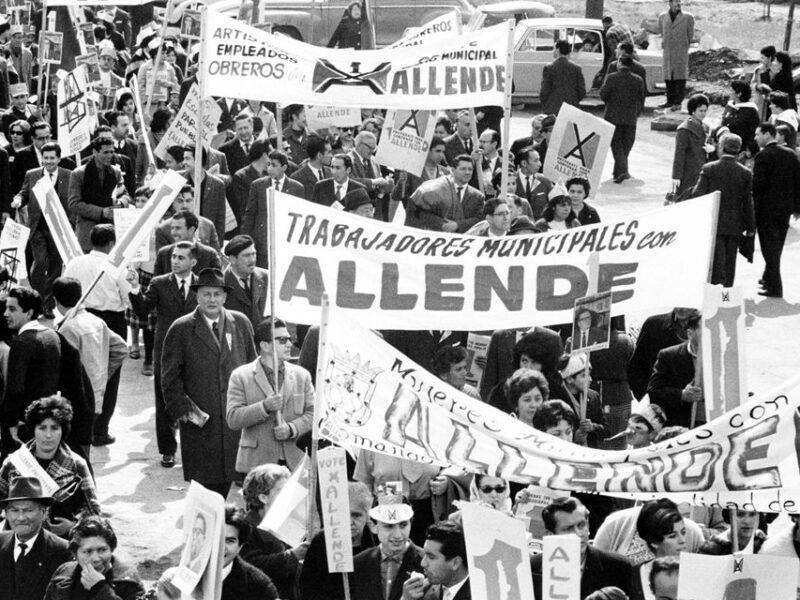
left=466, top=109, right=484, bottom=195
left=144, top=0, right=173, bottom=119
left=785, top=0, right=796, bottom=51
left=307, top=293, right=329, bottom=540
left=35, top=0, right=47, bottom=112
left=499, top=19, right=515, bottom=201
left=193, top=7, right=207, bottom=216
left=276, top=103, right=283, bottom=152
left=57, top=270, right=104, bottom=329
left=130, top=74, right=156, bottom=170
left=342, top=573, right=352, bottom=600
left=580, top=252, right=600, bottom=422
left=730, top=509, right=739, bottom=552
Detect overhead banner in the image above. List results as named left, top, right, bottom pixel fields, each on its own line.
left=375, top=109, right=437, bottom=177
left=57, top=65, right=96, bottom=156
left=203, top=12, right=511, bottom=109
left=271, top=192, right=718, bottom=330
left=154, top=83, right=222, bottom=161
left=316, top=306, right=800, bottom=511
left=543, top=104, right=614, bottom=195
left=47, top=0, right=152, bottom=5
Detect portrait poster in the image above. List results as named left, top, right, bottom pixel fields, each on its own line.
left=464, top=333, right=490, bottom=389
left=76, top=53, right=101, bottom=84
left=570, top=291, right=611, bottom=353
left=78, top=22, right=96, bottom=48
left=181, top=10, right=201, bottom=39
left=41, top=31, right=64, bottom=64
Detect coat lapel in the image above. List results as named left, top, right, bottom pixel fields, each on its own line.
left=193, top=309, right=220, bottom=354
left=253, top=359, right=273, bottom=396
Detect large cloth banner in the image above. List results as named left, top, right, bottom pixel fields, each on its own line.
left=57, top=65, right=96, bottom=156
left=271, top=192, right=717, bottom=330
left=375, top=109, right=438, bottom=177
left=316, top=307, right=800, bottom=511
left=387, top=10, right=462, bottom=48
left=543, top=104, right=614, bottom=195
left=203, top=12, right=510, bottom=109
left=47, top=0, right=151, bottom=4
left=154, top=83, right=222, bottom=161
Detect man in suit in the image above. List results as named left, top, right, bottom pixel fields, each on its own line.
left=541, top=40, right=586, bottom=115
left=391, top=137, right=450, bottom=215
left=752, top=122, right=800, bottom=298
left=600, top=54, right=646, bottom=183
left=128, top=241, right=199, bottom=468
left=443, top=111, right=473, bottom=166
left=7, top=26, right=32, bottom=90
left=353, top=501, right=423, bottom=600
left=154, top=211, right=222, bottom=277
left=531, top=498, right=632, bottom=600
left=278, top=104, right=317, bottom=163
left=348, top=131, right=394, bottom=221
left=12, top=142, right=72, bottom=317
left=183, top=146, right=228, bottom=244
left=473, top=129, right=502, bottom=195
left=228, top=140, right=271, bottom=233
left=227, top=318, right=314, bottom=474
left=83, top=126, right=136, bottom=201
left=155, top=186, right=221, bottom=253
left=646, top=311, right=703, bottom=428
left=406, top=155, right=484, bottom=233
left=401, top=520, right=469, bottom=600
left=311, top=153, right=367, bottom=208
left=220, top=113, right=257, bottom=178
left=513, top=147, right=552, bottom=219
left=1, top=83, right=37, bottom=140
left=242, top=151, right=305, bottom=269
left=11, top=122, right=75, bottom=195
left=509, top=114, right=546, bottom=159
left=292, top=135, right=333, bottom=201
left=0, top=477, right=71, bottom=600
left=572, top=308, right=608, bottom=350
left=223, top=235, right=269, bottom=328
left=107, top=110, right=138, bottom=169
left=161, top=268, right=257, bottom=497
left=691, top=133, right=755, bottom=287
left=605, top=42, right=648, bottom=89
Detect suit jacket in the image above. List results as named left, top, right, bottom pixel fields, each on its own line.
left=226, top=358, right=314, bottom=473
left=605, top=57, right=648, bottom=91
left=241, top=175, right=305, bottom=268
left=9, top=47, right=32, bottom=88
left=219, top=138, right=251, bottom=177
left=17, top=167, right=72, bottom=231
left=223, top=266, right=268, bottom=328
left=292, top=161, right=331, bottom=201
left=514, top=172, right=552, bottom=219
left=67, top=162, right=127, bottom=252
left=599, top=67, right=645, bottom=126
left=573, top=327, right=608, bottom=350
left=153, top=242, right=221, bottom=277
left=11, top=147, right=75, bottom=195
left=184, top=171, right=228, bottom=244
left=540, top=56, right=586, bottom=115
left=113, top=137, right=138, bottom=171
left=422, top=582, right=471, bottom=600
left=531, top=545, right=631, bottom=600
left=352, top=544, right=424, bottom=600
left=646, top=341, right=697, bottom=427
left=154, top=217, right=221, bottom=253
left=392, top=165, right=449, bottom=209
left=752, top=141, right=800, bottom=220
left=627, top=312, right=686, bottom=399
left=221, top=557, right=279, bottom=600
left=229, top=163, right=267, bottom=225
left=443, top=134, right=472, bottom=166
left=406, top=176, right=484, bottom=233
left=161, top=308, right=257, bottom=483
left=0, top=529, right=71, bottom=600
left=347, top=150, right=390, bottom=219
left=311, top=177, right=366, bottom=208
left=78, top=153, right=135, bottom=197
left=691, top=155, right=755, bottom=236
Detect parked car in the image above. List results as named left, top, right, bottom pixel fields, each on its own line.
left=477, top=0, right=554, bottom=27
left=511, top=18, right=665, bottom=103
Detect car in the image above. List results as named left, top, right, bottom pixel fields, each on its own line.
left=511, top=18, right=665, bottom=104
left=477, top=0, right=554, bottom=27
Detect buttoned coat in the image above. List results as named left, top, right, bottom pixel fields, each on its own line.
left=657, top=9, right=694, bottom=80
left=0, top=529, right=70, bottom=600
left=223, top=266, right=269, bottom=328
left=406, top=176, right=484, bottom=232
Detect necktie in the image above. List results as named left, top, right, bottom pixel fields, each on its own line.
left=212, top=320, right=220, bottom=342
left=314, top=169, right=321, bottom=181
left=16, top=542, right=26, bottom=562
left=241, top=277, right=250, bottom=296
left=179, top=278, right=186, bottom=300
left=335, top=184, right=342, bottom=201
left=364, top=157, right=372, bottom=175
left=465, top=138, right=472, bottom=153
left=244, top=142, right=251, bottom=156
left=456, top=186, right=463, bottom=202
left=525, top=176, right=531, bottom=198
left=274, top=179, right=281, bottom=192
left=50, top=171, right=56, bottom=184
left=582, top=331, right=588, bottom=348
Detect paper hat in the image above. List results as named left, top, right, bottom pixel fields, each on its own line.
left=560, top=352, right=588, bottom=379
left=99, top=44, right=117, bottom=59
left=369, top=503, right=414, bottom=524
left=96, top=10, right=114, bottom=24
left=548, top=182, right=568, bottom=201
left=147, top=36, right=162, bottom=51
left=631, top=402, right=667, bottom=433
left=9, top=83, right=28, bottom=97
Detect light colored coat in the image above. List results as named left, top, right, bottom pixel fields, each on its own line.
left=657, top=9, right=694, bottom=80
left=226, top=358, right=314, bottom=473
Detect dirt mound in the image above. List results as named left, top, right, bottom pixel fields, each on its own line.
left=690, top=47, right=744, bottom=81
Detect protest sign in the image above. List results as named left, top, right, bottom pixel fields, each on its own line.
left=678, top=552, right=799, bottom=600
left=543, top=104, right=614, bottom=194
left=306, top=106, right=362, bottom=130
left=40, top=31, right=63, bottom=64
left=388, top=10, right=461, bottom=48
left=32, top=177, right=83, bottom=265
left=104, top=171, right=185, bottom=274
left=271, top=191, right=718, bottom=330
left=375, top=109, right=437, bottom=176
left=571, top=291, right=611, bottom=353
left=465, top=333, right=489, bottom=389
left=317, top=446, right=354, bottom=573
left=461, top=502, right=535, bottom=600
left=57, top=65, right=95, bottom=156
left=513, top=485, right=569, bottom=541
left=78, top=22, right=96, bottom=48
left=542, top=535, right=581, bottom=600
left=260, top=454, right=309, bottom=547
left=181, top=10, right=202, bottom=39
left=0, top=219, right=29, bottom=286
left=203, top=12, right=512, bottom=109
left=7, top=444, right=60, bottom=497
left=702, top=284, right=747, bottom=422
left=316, top=305, right=800, bottom=510
left=173, top=482, right=225, bottom=600
left=154, top=83, right=222, bottom=160
left=76, top=53, right=101, bottom=85
left=114, top=208, right=150, bottom=262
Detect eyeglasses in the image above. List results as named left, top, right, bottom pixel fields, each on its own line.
left=9, top=130, right=21, bottom=135
left=274, top=336, right=293, bottom=345
left=479, top=485, right=506, bottom=494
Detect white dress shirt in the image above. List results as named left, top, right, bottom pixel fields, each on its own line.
left=63, top=250, right=131, bottom=312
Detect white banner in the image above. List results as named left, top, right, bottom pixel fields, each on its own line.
left=271, top=192, right=718, bottom=330
left=7, top=445, right=60, bottom=497
left=678, top=552, right=799, bottom=600
left=388, top=10, right=461, bottom=49
left=114, top=208, right=150, bottom=262
left=47, top=0, right=152, bottom=5
left=375, top=109, right=437, bottom=177
left=306, top=106, right=362, bottom=130
left=154, top=83, right=222, bottom=160
left=316, top=306, right=800, bottom=510
left=57, top=65, right=95, bottom=156
left=32, top=177, right=83, bottom=265
left=317, top=446, right=354, bottom=573
left=461, top=502, right=535, bottom=600
left=543, top=535, right=581, bottom=600
left=203, top=13, right=511, bottom=109
left=0, top=219, right=29, bottom=286
left=543, top=104, right=615, bottom=195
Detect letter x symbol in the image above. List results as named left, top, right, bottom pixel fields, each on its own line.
left=563, top=124, right=598, bottom=167
left=313, top=59, right=391, bottom=94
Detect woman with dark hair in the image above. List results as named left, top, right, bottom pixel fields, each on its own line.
left=7, top=119, right=32, bottom=156
left=0, top=395, right=100, bottom=537
left=672, top=93, right=710, bottom=200
left=114, top=89, right=139, bottom=135
left=718, top=79, right=761, bottom=157
left=134, top=106, right=171, bottom=186
left=327, top=2, right=364, bottom=49
left=752, top=45, right=776, bottom=118
left=565, top=177, right=600, bottom=226
left=432, top=345, right=480, bottom=399
left=435, top=116, right=453, bottom=138
left=629, top=500, right=687, bottom=600
left=533, top=191, right=580, bottom=232
left=699, top=510, right=766, bottom=555
left=504, top=368, right=549, bottom=427
left=531, top=399, right=579, bottom=442
left=44, top=514, right=144, bottom=600
left=768, top=90, right=798, bottom=148
left=769, top=51, right=797, bottom=111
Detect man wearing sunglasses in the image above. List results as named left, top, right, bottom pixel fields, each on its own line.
left=227, top=318, right=314, bottom=475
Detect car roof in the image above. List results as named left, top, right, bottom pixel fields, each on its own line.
left=517, top=17, right=602, bottom=28
left=478, top=1, right=554, bottom=14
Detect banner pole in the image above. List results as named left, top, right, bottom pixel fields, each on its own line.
left=730, top=509, right=739, bottom=552
left=342, top=573, right=352, bottom=600
left=144, top=0, right=173, bottom=119
left=276, top=103, right=283, bottom=152
left=193, top=7, right=207, bottom=216
left=57, top=270, right=104, bottom=330
left=466, top=109, right=484, bottom=195
left=36, top=0, right=47, bottom=112
left=499, top=18, right=515, bottom=200
left=307, top=293, right=329, bottom=540
left=130, top=75, right=156, bottom=170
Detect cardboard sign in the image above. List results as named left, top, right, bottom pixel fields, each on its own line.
left=154, top=83, right=222, bottom=160
left=40, top=31, right=63, bottom=64
left=317, top=446, right=354, bottom=573
left=57, top=65, right=95, bottom=156
left=678, top=552, right=799, bottom=600
left=260, top=454, right=309, bottom=547
left=76, top=53, right=101, bottom=84
left=465, top=333, right=490, bottom=388
left=32, top=176, right=83, bottom=265
left=0, top=219, right=29, bottom=286
left=375, top=109, right=437, bottom=177
left=571, top=291, right=611, bottom=353
left=306, top=106, right=362, bottom=130
left=542, top=535, right=581, bottom=600
left=113, top=208, right=150, bottom=262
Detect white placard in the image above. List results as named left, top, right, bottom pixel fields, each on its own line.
left=317, top=446, right=354, bottom=573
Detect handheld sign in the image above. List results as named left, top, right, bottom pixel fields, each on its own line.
left=678, top=552, right=799, bottom=600
left=543, top=534, right=581, bottom=600
left=317, top=446, right=354, bottom=573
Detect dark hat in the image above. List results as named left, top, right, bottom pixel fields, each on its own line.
left=224, top=234, right=255, bottom=257
left=190, top=268, right=231, bottom=291
left=508, top=215, right=538, bottom=235
left=541, top=114, right=556, bottom=130
left=1, top=476, right=53, bottom=506
left=0, top=267, right=17, bottom=285
left=343, top=187, right=374, bottom=212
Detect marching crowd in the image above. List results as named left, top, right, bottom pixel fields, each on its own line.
left=0, top=0, right=798, bottom=599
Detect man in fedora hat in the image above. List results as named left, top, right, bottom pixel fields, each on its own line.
left=0, top=476, right=71, bottom=600
left=161, top=267, right=256, bottom=498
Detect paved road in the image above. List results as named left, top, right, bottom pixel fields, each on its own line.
left=95, top=104, right=800, bottom=580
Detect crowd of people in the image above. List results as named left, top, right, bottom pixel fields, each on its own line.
left=0, top=0, right=797, bottom=599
